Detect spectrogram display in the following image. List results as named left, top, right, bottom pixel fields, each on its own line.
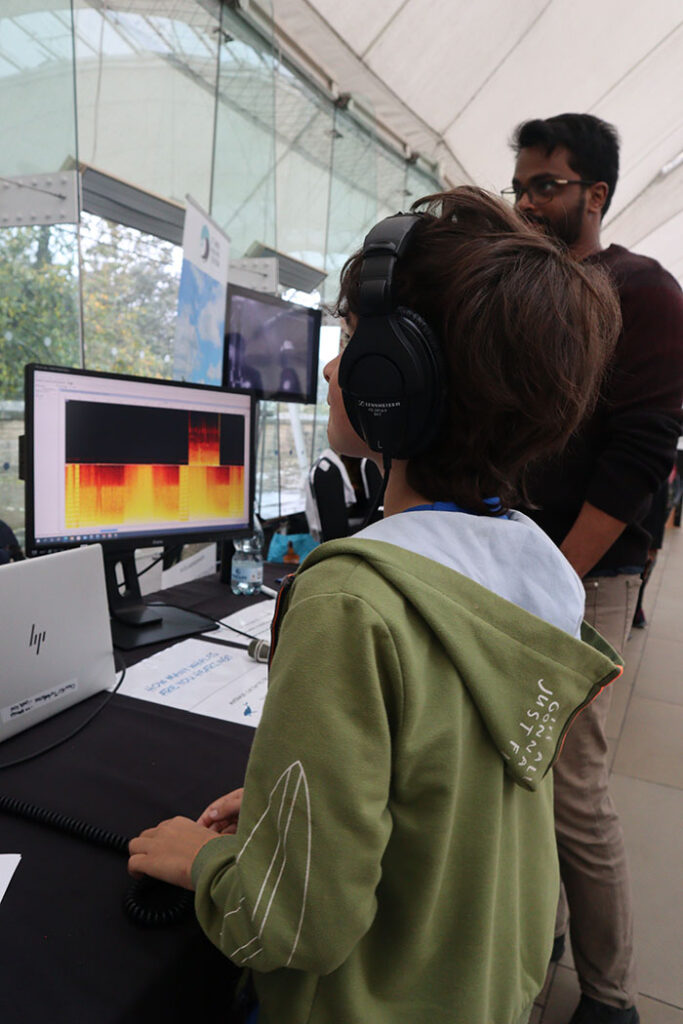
left=64, top=401, right=246, bottom=529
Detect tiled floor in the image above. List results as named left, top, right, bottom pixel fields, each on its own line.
left=533, top=520, right=683, bottom=1023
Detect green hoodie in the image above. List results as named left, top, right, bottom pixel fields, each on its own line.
left=193, top=539, right=622, bottom=1023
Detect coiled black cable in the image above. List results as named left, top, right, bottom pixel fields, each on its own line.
left=0, top=651, right=193, bottom=928
left=0, top=791, right=194, bottom=927
left=0, top=792, right=129, bottom=853
left=123, top=877, right=195, bottom=928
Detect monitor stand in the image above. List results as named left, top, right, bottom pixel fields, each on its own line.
left=103, top=549, right=218, bottom=651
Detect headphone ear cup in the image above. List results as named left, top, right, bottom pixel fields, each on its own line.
left=394, top=305, right=443, bottom=387
left=392, top=306, right=446, bottom=454
left=339, top=307, right=446, bottom=460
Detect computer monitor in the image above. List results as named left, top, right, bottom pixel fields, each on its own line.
left=222, top=283, right=321, bottom=404
left=25, top=364, right=255, bottom=649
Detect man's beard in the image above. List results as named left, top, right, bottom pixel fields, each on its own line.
left=522, top=193, right=586, bottom=247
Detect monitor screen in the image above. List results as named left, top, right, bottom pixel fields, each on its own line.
left=222, top=284, right=321, bottom=404
left=25, top=365, right=255, bottom=554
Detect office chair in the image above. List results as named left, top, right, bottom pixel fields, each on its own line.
left=0, top=519, right=25, bottom=564
left=311, top=458, right=351, bottom=542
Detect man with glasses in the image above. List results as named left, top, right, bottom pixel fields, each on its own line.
left=504, top=113, right=683, bottom=1024
left=501, top=174, right=601, bottom=255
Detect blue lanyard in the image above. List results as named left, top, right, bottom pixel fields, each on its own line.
left=402, top=499, right=509, bottom=519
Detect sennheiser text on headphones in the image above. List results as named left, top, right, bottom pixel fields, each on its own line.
left=338, top=214, right=446, bottom=461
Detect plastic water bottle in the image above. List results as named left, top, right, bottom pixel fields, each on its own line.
left=231, top=515, right=264, bottom=595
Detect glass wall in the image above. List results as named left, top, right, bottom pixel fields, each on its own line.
left=72, top=0, right=220, bottom=208
left=212, top=1, right=277, bottom=257
left=0, top=4, right=78, bottom=178
left=0, top=0, right=442, bottom=546
left=0, top=1, right=80, bottom=545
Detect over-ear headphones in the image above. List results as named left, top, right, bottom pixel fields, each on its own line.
left=338, top=213, right=446, bottom=461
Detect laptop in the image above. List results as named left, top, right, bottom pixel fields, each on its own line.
left=0, top=545, right=116, bottom=743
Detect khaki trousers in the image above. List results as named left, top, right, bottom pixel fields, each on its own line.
left=554, top=573, right=640, bottom=1009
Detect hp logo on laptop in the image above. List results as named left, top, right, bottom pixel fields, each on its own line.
left=29, top=623, right=46, bottom=655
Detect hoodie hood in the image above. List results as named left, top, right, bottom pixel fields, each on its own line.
left=295, top=537, right=623, bottom=790
left=357, top=508, right=586, bottom=636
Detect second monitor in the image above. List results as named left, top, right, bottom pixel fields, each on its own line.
left=223, top=283, right=321, bottom=404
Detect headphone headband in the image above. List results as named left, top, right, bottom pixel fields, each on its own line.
left=338, top=212, right=446, bottom=461
left=357, top=214, right=423, bottom=317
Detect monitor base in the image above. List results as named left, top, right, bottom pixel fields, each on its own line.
left=104, top=549, right=218, bottom=650
left=111, top=603, right=218, bottom=650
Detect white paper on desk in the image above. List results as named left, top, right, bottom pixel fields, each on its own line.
left=217, top=599, right=276, bottom=642
left=118, top=600, right=275, bottom=729
left=0, top=854, right=21, bottom=905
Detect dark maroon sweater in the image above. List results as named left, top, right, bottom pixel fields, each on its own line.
left=521, top=244, right=683, bottom=573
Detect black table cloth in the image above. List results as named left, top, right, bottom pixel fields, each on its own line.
left=0, top=568, right=283, bottom=1023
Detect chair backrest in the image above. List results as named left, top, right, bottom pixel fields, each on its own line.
left=0, top=519, right=25, bottom=564
left=311, top=458, right=350, bottom=542
left=360, top=458, right=384, bottom=506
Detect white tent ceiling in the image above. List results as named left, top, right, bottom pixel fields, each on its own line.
left=270, top=0, right=683, bottom=284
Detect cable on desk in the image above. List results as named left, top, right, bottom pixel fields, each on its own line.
left=0, top=654, right=194, bottom=927
left=146, top=604, right=263, bottom=642
left=0, top=653, right=127, bottom=771
left=0, top=792, right=129, bottom=853
left=0, top=790, right=194, bottom=927
left=123, top=877, right=195, bottom=928
left=206, top=616, right=261, bottom=642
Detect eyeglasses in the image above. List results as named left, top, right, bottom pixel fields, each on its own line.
left=501, top=178, right=595, bottom=206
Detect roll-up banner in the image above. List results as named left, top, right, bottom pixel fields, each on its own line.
left=173, top=195, right=230, bottom=386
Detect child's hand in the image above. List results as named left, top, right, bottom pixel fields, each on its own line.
left=196, top=788, right=244, bottom=834
left=128, top=817, right=215, bottom=889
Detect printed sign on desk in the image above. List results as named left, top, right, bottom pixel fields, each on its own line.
left=173, top=196, right=230, bottom=386
left=117, top=601, right=275, bottom=729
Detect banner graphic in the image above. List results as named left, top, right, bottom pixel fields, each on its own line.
left=173, top=196, right=230, bottom=385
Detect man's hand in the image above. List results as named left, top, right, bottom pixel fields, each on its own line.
left=128, top=817, right=218, bottom=890
left=560, top=501, right=628, bottom=578
left=196, top=788, right=244, bottom=834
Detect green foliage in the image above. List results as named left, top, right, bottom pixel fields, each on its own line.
left=0, top=215, right=180, bottom=403
left=79, top=214, right=179, bottom=378
left=0, top=225, right=80, bottom=400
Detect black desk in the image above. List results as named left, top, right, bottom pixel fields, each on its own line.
left=0, top=569, right=281, bottom=1024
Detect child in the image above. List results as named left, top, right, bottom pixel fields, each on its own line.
left=129, top=187, right=623, bottom=1024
